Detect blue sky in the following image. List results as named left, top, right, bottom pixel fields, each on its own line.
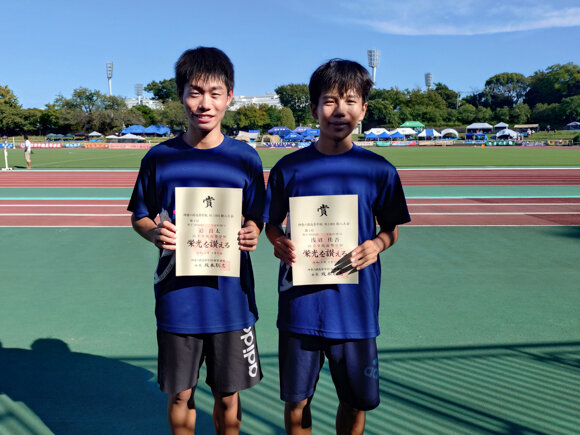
left=4, top=0, right=580, bottom=109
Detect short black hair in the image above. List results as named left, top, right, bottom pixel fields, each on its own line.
left=175, top=47, right=234, bottom=98
left=309, top=59, right=373, bottom=106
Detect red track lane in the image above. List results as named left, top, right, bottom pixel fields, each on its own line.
left=2, top=198, right=579, bottom=227
left=1, top=168, right=580, bottom=187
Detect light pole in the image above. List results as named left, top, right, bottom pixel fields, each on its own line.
left=136, top=83, right=144, bottom=105
left=367, top=49, right=380, bottom=85
left=425, top=72, right=433, bottom=91
left=106, top=62, right=114, bottom=96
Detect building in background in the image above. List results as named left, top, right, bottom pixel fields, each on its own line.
left=229, top=93, right=281, bottom=111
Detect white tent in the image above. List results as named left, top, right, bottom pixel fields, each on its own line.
left=363, top=128, right=389, bottom=135
left=395, top=128, right=417, bottom=136
left=496, top=128, right=518, bottom=139
left=466, top=122, right=493, bottom=132
left=417, top=129, right=442, bottom=138
left=88, top=131, right=103, bottom=137
left=494, top=122, right=508, bottom=130
left=440, top=128, right=459, bottom=137
left=120, top=133, right=145, bottom=140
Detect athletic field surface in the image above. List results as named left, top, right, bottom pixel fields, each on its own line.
left=0, top=168, right=579, bottom=434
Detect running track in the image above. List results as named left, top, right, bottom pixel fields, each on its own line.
left=1, top=168, right=579, bottom=227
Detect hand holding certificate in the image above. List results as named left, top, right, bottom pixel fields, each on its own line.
left=289, top=194, right=358, bottom=285
left=175, top=187, right=242, bottom=277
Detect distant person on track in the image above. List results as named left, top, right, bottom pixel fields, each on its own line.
left=264, top=59, right=411, bottom=434
left=23, top=135, right=32, bottom=169
left=127, top=47, right=265, bottom=435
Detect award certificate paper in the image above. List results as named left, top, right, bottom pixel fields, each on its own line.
left=175, top=187, right=242, bottom=277
left=289, top=194, right=358, bottom=285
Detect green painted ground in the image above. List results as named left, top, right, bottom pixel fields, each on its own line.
left=1, top=226, right=579, bottom=434
left=4, top=145, right=580, bottom=169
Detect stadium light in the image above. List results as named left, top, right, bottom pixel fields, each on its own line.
left=136, top=83, right=144, bottom=105
left=367, top=49, right=380, bottom=85
left=106, top=62, right=114, bottom=96
left=425, top=72, right=433, bottom=90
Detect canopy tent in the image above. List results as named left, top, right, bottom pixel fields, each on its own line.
left=466, top=123, right=493, bottom=132
left=144, top=125, right=170, bottom=136
left=496, top=128, right=518, bottom=139
left=395, top=128, right=417, bottom=136
left=378, top=132, right=391, bottom=139
left=305, top=128, right=320, bottom=136
left=121, top=125, right=146, bottom=134
left=364, top=132, right=380, bottom=140
left=302, top=135, right=316, bottom=141
left=494, top=122, right=508, bottom=130
left=390, top=132, right=405, bottom=139
left=293, top=126, right=310, bottom=133
left=417, top=128, right=441, bottom=138
left=268, top=126, right=292, bottom=137
left=119, top=133, right=145, bottom=142
left=364, top=128, right=388, bottom=136
left=400, top=121, right=425, bottom=130
left=566, top=121, right=580, bottom=129
left=235, top=131, right=260, bottom=142
left=283, top=132, right=303, bottom=141
left=88, top=131, right=103, bottom=137
left=440, top=128, right=459, bottom=138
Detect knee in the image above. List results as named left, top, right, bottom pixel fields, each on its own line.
left=170, top=389, right=195, bottom=409
left=214, top=391, right=239, bottom=411
left=286, top=398, right=309, bottom=413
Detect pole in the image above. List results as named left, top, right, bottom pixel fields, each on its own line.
left=2, top=139, right=13, bottom=171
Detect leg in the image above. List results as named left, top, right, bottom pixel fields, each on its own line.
left=336, top=400, right=365, bottom=435
left=212, top=390, right=241, bottom=435
left=285, top=397, right=312, bottom=435
left=167, top=388, right=196, bottom=435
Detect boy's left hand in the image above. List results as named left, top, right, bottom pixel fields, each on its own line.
left=350, top=239, right=382, bottom=271
left=238, top=222, right=260, bottom=251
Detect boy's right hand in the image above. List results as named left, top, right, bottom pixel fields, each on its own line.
left=273, top=236, right=296, bottom=266
left=153, top=220, right=177, bottom=250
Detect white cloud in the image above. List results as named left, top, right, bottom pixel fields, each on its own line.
left=317, top=0, right=580, bottom=35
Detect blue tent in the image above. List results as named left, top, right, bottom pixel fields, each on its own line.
left=122, top=124, right=146, bottom=134
left=390, top=132, right=404, bottom=139
left=305, top=128, right=320, bottom=136
left=364, top=132, right=379, bottom=140
left=284, top=132, right=302, bottom=141
left=268, top=126, right=291, bottom=135
left=293, top=126, right=310, bottom=133
left=378, top=132, right=391, bottom=139
left=144, top=125, right=170, bottom=135
left=302, top=135, right=316, bottom=141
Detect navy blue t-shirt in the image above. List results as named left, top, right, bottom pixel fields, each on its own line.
left=128, top=135, right=265, bottom=334
left=264, top=144, right=410, bottom=339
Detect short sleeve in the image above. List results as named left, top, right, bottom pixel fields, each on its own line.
left=373, top=167, right=411, bottom=232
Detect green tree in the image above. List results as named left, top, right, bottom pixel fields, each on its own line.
left=484, top=73, right=528, bottom=107
left=494, top=106, right=511, bottom=124
left=365, top=99, right=397, bottom=128
left=236, top=105, right=269, bottom=131
left=158, top=100, right=187, bottom=130
left=264, top=105, right=282, bottom=130
left=559, top=95, right=580, bottom=123
left=275, top=84, right=313, bottom=126
left=475, top=106, right=493, bottom=123
left=145, top=79, right=178, bottom=102
left=458, top=104, right=476, bottom=124
left=0, top=85, right=20, bottom=108
left=279, top=107, right=295, bottom=130
left=525, top=63, right=580, bottom=107
left=510, top=103, right=531, bottom=124
left=133, top=105, right=159, bottom=126
left=433, top=83, right=461, bottom=110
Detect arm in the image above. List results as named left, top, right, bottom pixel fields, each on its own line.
left=265, top=223, right=296, bottom=266
left=350, top=226, right=399, bottom=271
left=131, top=214, right=176, bottom=250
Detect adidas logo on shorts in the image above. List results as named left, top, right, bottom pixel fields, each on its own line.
left=241, top=327, right=259, bottom=377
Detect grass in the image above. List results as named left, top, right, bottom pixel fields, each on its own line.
left=3, top=145, right=580, bottom=170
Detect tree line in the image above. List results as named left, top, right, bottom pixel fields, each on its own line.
left=1, top=62, right=578, bottom=136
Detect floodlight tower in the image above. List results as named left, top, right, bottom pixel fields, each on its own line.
left=425, top=72, right=433, bottom=90
left=367, top=49, right=380, bottom=85
left=136, top=83, right=144, bottom=105
left=106, top=62, right=114, bottom=96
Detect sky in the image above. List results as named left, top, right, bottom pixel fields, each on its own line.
left=4, top=0, right=580, bottom=109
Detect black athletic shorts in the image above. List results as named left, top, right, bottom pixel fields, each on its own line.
left=157, top=326, right=263, bottom=395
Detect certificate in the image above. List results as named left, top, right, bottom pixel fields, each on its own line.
left=175, top=187, right=242, bottom=277
left=289, top=194, right=358, bottom=285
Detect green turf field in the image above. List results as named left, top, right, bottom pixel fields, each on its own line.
left=1, top=226, right=579, bottom=434
left=4, top=145, right=580, bottom=169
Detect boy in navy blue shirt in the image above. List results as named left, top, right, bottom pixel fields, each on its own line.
left=128, top=47, right=265, bottom=434
left=265, top=59, right=410, bottom=434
